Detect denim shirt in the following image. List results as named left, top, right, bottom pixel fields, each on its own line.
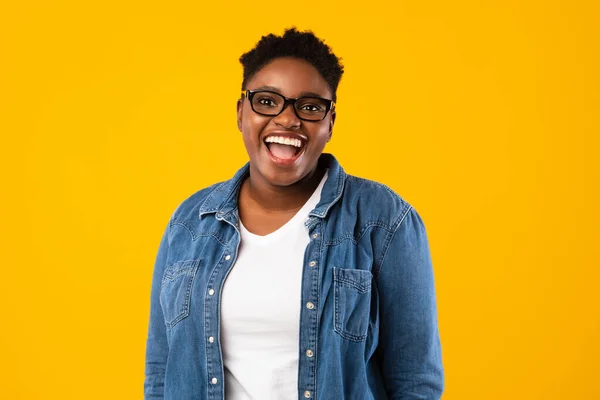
left=144, top=153, right=444, bottom=399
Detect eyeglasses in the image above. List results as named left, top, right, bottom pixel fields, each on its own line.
left=241, top=89, right=335, bottom=122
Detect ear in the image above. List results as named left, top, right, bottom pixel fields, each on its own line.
left=327, top=111, right=336, bottom=142
left=237, top=98, right=243, bottom=132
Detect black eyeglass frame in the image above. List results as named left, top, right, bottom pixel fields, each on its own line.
left=241, top=89, right=336, bottom=122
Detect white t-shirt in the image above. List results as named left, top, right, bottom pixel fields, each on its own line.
left=220, top=170, right=328, bottom=400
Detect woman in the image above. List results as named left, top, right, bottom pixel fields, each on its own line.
left=144, top=28, right=444, bottom=400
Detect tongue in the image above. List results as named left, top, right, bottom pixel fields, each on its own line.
left=268, top=143, right=297, bottom=159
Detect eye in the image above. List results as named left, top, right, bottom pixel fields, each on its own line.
left=299, top=103, right=323, bottom=112
left=256, top=96, right=279, bottom=107
left=296, top=97, right=328, bottom=115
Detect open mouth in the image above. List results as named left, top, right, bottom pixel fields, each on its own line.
left=263, top=135, right=305, bottom=162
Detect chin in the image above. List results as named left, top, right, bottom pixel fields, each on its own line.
left=261, top=166, right=306, bottom=187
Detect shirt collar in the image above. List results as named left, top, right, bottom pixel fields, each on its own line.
left=198, top=153, right=346, bottom=220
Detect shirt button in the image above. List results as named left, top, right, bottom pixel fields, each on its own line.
left=306, top=349, right=314, bottom=357
left=211, top=377, right=218, bottom=384
left=306, top=302, right=315, bottom=310
left=309, top=261, right=317, bottom=267
left=208, top=336, right=214, bottom=343
left=312, top=233, right=319, bottom=239
left=208, top=289, right=215, bottom=296
left=225, top=255, right=231, bottom=260
left=304, top=390, right=311, bottom=398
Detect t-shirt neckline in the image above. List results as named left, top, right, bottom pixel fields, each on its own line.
left=239, top=169, right=329, bottom=245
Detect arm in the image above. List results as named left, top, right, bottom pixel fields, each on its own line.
left=376, top=207, right=444, bottom=399
left=144, top=219, right=171, bottom=399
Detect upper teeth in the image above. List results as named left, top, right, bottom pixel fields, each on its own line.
left=265, top=136, right=303, bottom=148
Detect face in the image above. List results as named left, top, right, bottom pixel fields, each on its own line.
left=237, top=57, right=336, bottom=188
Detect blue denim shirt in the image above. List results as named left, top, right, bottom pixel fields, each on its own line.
left=144, top=153, right=444, bottom=399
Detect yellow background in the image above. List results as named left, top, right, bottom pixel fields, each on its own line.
left=1, top=1, right=598, bottom=398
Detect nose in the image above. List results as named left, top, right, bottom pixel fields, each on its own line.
left=273, top=102, right=301, bottom=129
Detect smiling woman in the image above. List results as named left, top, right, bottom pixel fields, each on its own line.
left=144, top=27, right=444, bottom=400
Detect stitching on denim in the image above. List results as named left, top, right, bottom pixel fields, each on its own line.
left=374, top=229, right=394, bottom=280
left=161, top=260, right=200, bottom=287
left=170, top=221, right=229, bottom=247
left=215, top=226, right=235, bottom=246
left=218, top=172, right=247, bottom=212
left=352, top=176, right=402, bottom=199
left=333, top=280, right=368, bottom=342
left=166, top=216, right=174, bottom=247
left=171, top=220, right=196, bottom=240
left=376, top=205, right=413, bottom=280
left=198, top=182, right=226, bottom=214
left=334, top=326, right=368, bottom=342
left=312, top=163, right=346, bottom=218
left=326, top=165, right=346, bottom=216
left=323, top=221, right=395, bottom=246
left=334, top=275, right=340, bottom=335
left=333, top=268, right=370, bottom=342
left=209, top=232, right=228, bottom=247
left=204, top=253, right=225, bottom=391
left=312, top=223, right=322, bottom=395
left=162, top=263, right=196, bottom=283
left=334, top=277, right=371, bottom=293
left=163, top=261, right=200, bottom=329
left=204, top=245, right=230, bottom=395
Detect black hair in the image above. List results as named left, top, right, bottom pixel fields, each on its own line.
left=239, top=27, right=344, bottom=101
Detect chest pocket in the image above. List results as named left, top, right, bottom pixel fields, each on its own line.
left=333, top=267, right=373, bottom=342
left=160, top=260, right=200, bottom=329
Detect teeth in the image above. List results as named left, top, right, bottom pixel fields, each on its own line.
left=264, top=136, right=303, bottom=148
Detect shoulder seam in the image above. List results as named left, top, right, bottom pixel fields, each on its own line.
left=374, top=205, right=414, bottom=279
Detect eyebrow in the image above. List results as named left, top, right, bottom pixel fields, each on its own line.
left=253, top=85, right=328, bottom=99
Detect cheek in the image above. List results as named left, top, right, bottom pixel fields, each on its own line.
left=308, top=124, right=332, bottom=148
left=242, top=114, right=270, bottom=149
left=242, top=111, right=269, bottom=139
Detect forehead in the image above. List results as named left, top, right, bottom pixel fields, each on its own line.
left=247, top=57, right=332, bottom=98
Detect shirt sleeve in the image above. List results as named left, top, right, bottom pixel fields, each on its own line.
left=144, top=218, right=171, bottom=399
left=376, top=207, right=444, bottom=399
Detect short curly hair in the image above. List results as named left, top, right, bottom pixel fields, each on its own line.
left=239, top=27, right=344, bottom=101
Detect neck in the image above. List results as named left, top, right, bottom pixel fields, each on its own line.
left=243, top=165, right=325, bottom=213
